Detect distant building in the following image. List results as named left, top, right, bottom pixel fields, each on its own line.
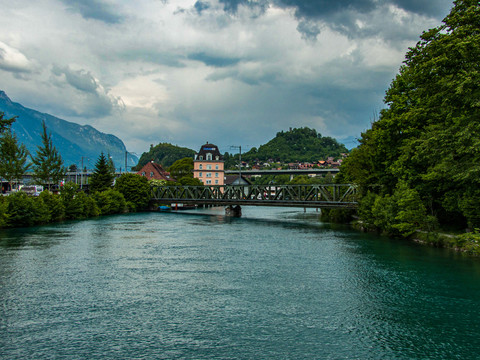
left=137, top=161, right=173, bottom=181
left=193, top=142, right=225, bottom=185
left=224, top=175, right=251, bottom=186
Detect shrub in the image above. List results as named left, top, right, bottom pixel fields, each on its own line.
left=6, top=192, right=50, bottom=227
left=115, top=173, right=150, bottom=211
left=39, top=191, right=65, bottom=222
left=94, top=189, right=127, bottom=215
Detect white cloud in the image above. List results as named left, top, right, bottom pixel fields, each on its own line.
left=0, top=41, right=34, bottom=73
left=0, top=0, right=453, bottom=154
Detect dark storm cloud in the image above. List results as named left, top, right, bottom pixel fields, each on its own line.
left=391, top=0, right=453, bottom=17
left=188, top=52, right=241, bottom=67
left=194, top=1, right=211, bottom=14
left=52, top=65, right=98, bottom=93
left=62, top=0, right=124, bottom=24
left=219, top=0, right=269, bottom=14
left=217, top=0, right=453, bottom=40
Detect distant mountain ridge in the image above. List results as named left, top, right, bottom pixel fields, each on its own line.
left=0, top=91, right=138, bottom=170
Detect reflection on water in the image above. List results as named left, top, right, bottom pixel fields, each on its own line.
left=1, top=207, right=479, bottom=359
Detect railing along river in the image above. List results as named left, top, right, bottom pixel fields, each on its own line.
left=151, top=184, right=357, bottom=208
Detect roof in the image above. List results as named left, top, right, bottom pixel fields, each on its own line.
left=137, top=161, right=174, bottom=181
left=225, top=175, right=252, bottom=185
left=196, top=142, right=223, bottom=161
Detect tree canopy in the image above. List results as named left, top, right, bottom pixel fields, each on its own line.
left=241, top=127, right=348, bottom=164
left=135, top=143, right=195, bottom=170
left=89, top=152, right=114, bottom=193
left=168, top=157, right=194, bottom=180
left=341, top=0, right=480, bottom=230
left=31, top=121, right=66, bottom=189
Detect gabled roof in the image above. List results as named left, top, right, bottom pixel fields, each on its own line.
left=137, top=161, right=174, bottom=181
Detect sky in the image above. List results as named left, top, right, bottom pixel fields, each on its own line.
left=0, top=0, right=453, bottom=155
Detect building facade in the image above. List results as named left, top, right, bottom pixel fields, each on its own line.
left=193, top=142, right=224, bottom=185
left=137, top=161, right=173, bottom=181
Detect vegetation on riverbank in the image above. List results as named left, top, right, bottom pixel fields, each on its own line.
left=334, top=0, right=480, bottom=254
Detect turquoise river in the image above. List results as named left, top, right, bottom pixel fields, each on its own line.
left=1, top=207, right=480, bottom=359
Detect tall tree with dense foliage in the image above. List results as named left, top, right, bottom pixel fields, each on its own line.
left=89, top=152, right=115, bottom=192
left=0, top=130, right=30, bottom=189
left=0, top=112, right=16, bottom=133
left=114, top=173, right=150, bottom=211
left=31, top=121, right=66, bottom=190
left=168, top=157, right=194, bottom=180
left=341, top=0, right=480, bottom=232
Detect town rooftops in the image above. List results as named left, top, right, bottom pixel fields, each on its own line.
left=195, top=142, right=223, bottom=161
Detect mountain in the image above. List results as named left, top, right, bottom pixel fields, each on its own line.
left=134, top=143, right=196, bottom=170
left=337, top=135, right=359, bottom=150
left=0, top=91, right=138, bottom=171
left=241, top=127, right=348, bottom=163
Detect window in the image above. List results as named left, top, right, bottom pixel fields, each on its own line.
left=206, top=173, right=212, bottom=177
left=206, top=153, right=212, bottom=161
left=199, top=156, right=203, bottom=160
left=199, top=164, right=203, bottom=170
left=141, top=172, right=146, bottom=176
left=215, top=156, right=219, bottom=160
left=199, top=172, right=202, bottom=177
left=215, top=173, right=218, bottom=177
left=206, top=180, right=212, bottom=184
left=207, top=165, right=212, bottom=170
left=150, top=172, right=154, bottom=177
left=215, top=165, right=219, bottom=170
left=215, top=180, right=219, bottom=184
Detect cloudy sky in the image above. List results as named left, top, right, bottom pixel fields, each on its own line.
left=0, top=0, right=453, bottom=155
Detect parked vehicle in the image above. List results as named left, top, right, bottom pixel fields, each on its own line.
left=19, top=185, right=44, bottom=196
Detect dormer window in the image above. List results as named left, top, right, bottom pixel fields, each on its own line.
left=215, top=156, right=219, bottom=160
left=199, top=155, right=203, bottom=160
left=206, top=153, right=212, bottom=161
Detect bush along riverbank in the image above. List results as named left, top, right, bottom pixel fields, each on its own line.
left=328, top=1, right=480, bottom=256
left=321, top=206, right=480, bottom=257
left=0, top=173, right=152, bottom=229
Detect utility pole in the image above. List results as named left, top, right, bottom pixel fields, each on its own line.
left=230, top=145, right=242, bottom=181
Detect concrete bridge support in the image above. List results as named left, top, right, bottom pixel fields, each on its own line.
left=225, top=205, right=242, bottom=217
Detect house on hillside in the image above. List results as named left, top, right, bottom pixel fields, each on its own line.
left=193, top=142, right=225, bottom=185
left=137, top=161, right=173, bottom=181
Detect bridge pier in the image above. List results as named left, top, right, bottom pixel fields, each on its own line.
left=225, top=205, right=242, bottom=217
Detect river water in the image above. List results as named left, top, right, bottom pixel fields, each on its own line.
left=0, top=207, right=479, bottom=359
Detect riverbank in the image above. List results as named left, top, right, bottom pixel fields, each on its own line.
left=351, top=220, right=480, bottom=256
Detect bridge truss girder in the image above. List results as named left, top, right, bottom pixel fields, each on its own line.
left=151, top=184, right=357, bottom=209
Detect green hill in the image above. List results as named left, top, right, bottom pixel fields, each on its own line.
left=134, top=143, right=195, bottom=170
left=242, top=127, right=348, bottom=163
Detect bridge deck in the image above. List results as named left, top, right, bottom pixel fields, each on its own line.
left=151, top=184, right=357, bottom=209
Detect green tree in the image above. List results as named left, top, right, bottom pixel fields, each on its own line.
left=0, top=130, right=30, bottom=190
left=93, top=189, right=126, bottom=215
left=6, top=192, right=50, bottom=227
left=134, top=143, right=195, bottom=170
left=168, top=157, right=194, bottom=180
left=90, top=152, right=114, bottom=193
left=341, top=0, right=480, bottom=230
left=115, top=173, right=151, bottom=211
left=0, top=112, right=16, bottom=133
left=31, top=121, right=66, bottom=190
left=39, top=191, right=65, bottom=222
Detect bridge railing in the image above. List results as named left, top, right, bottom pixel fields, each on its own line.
left=151, top=184, right=357, bottom=208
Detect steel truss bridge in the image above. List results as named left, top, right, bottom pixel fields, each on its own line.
left=151, top=184, right=357, bottom=209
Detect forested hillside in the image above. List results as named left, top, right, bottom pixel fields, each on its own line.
left=242, top=127, right=348, bottom=163
left=134, top=143, right=195, bottom=169
left=339, top=0, right=480, bottom=234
